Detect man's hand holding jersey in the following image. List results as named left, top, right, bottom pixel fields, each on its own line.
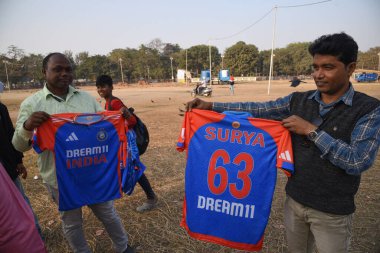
left=23, top=111, right=50, bottom=131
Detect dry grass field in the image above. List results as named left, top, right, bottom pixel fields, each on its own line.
left=1, top=80, right=379, bottom=253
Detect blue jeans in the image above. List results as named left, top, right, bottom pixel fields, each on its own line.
left=13, top=177, right=43, bottom=237
left=45, top=184, right=129, bottom=253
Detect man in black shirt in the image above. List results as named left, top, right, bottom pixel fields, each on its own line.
left=0, top=101, right=42, bottom=237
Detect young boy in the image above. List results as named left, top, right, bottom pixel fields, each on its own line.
left=96, top=75, right=158, bottom=212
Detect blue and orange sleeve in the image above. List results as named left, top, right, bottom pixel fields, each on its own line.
left=32, top=119, right=56, bottom=154
left=276, top=129, right=294, bottom=176
left=176, top=112, right=189, bottom=151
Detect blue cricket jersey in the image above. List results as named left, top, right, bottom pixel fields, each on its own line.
left=177, top=109, right=294, bottom=251
left=33, top=111, right=127, bottom=211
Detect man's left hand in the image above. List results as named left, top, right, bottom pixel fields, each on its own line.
left=282, top=115, right=317, bottom=135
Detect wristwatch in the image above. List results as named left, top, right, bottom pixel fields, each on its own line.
left=307, top=129, right=319, bottom=141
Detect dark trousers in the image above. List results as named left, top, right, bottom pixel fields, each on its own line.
left=138, top=173, right=155, bottom=199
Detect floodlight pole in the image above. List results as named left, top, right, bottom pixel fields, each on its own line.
left=147, top=66, right=150, bottom=82
left=267, top=6, right=277, bottom=95
left=170, top=57, right=174, bottom=82
left=377, top=52, right=380, bottom=71
left=209, top=41, right=212, bottom=84
left=185, top=49, right=188, bottom=83
left=221, top=55, right=224, bottom=69
left=119, top=58, right=124, bottom=83
left=3, top=61, right=10, bottom=91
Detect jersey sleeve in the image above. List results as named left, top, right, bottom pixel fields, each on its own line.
left=32, top=119, right=55, bottom=154
left=276, top=129, right=294, bottom=176
left=176, top=112, right=190, bottom=151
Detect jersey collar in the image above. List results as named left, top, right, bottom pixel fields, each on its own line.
left=43, top=84, right=79, bottom=102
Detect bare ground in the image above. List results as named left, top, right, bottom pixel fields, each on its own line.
left=1, top=80, right=379, bottom=253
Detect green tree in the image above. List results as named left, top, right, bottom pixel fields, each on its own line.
left=76, top=55, right=112, bottom=81
left=6, top=45, right=25, bottom=61
left=63, top=50, right=75, bottom=68
left=273, top=42, right=311, bottom=76
left=258, top=50, right=271, bottom=76
left=286, top=42, right=311, bottom=75
left=134, top=45, right=163, bottom=80
left=146, top=38, right=165, bottom=54
left=357, top=47, right=380, bottom=70
left=20, top=54, right=44, bottom=84
left=183, top=45, right=219, bottom=77
left=162, top=43, right=181, bottom=57
left=74, top=52, right=89, bottom=66
left=224, top=41, right=259, bottom=76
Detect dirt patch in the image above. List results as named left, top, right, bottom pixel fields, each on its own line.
left=1, top=80, right=379, bottom=253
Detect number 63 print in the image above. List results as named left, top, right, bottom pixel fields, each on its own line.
left=207, top=149, right=254, bottom=199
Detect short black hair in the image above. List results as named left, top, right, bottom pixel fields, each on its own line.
left=42, top=52, right=66, bottom=70
left=96, top=75, right=113, bottom=87
left=308, top=32, right=358, bottom=66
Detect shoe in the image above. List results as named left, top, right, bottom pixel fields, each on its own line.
left=136, top=196, right=158, bottom=212
left=123, top=244, right=136, bottom=253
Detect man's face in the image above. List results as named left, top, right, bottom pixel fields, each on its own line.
left=96, top=85, right=112, bottom=98
left=43, top=54, right=73, bottom=91
left=312, top=54, right=355, bottom=97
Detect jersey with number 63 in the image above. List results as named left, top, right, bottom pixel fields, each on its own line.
left=177, top=109, right=294, bottom=251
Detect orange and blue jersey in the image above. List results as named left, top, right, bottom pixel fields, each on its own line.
left=32, top=111, right=127, bottom=211
left=177, top=109, right=294, bottom=251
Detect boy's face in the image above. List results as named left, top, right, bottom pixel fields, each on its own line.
left=96, top=84, right=112, bottom=98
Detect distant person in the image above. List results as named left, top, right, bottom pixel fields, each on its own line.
left=0, top=162, right=47, bottom=253
left=289, top=76, right=306, bottom=87
left=12, top=53, right=135, bottom=253
left=186, top=32, right=380, bottom=252
left=196, top=80, right=208, bottom=95
left=96, top=74, right=158, bottom=212
left=0, top=101, right=43, bottom=238
left=0, top=81, right=4, bottom=93
left=229, top=74, right=235, bottom=95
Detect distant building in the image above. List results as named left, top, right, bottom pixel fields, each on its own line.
left=177, top=69, right=191, bottom=83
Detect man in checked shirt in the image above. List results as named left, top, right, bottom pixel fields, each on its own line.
left=186, top=32, right=380, bottom=253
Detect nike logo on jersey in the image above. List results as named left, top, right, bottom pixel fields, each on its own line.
left=278, top=150, right=292, bottom=162
left=65, top=132, right=79, bottom=141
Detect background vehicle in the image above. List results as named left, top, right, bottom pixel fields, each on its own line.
left=218, top=69, right=230, bottom=84
left=200, top=70, right=211, bottom=84
left=355, top=72, right=378, bottom=82
left=191, top=82, right=212, bottom=97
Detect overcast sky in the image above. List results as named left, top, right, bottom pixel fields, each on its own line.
left=1, top=0, right=379, bottom=56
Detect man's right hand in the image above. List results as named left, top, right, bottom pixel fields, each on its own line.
left=185, top=98, right=213, bottom=111
left=23, top=111, right=50, bottom=131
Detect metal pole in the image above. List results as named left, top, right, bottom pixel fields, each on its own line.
left=170, top=57, right=174, bottom=81
left=267, top=6, right=277, bottom=95
left=221, top=55, right=224, bottom=69
left=3, top=61, right=10, bottom=91
left=119, top=58, right=124, bottom=83
left=209, top=41, right=212, bottom=85
left=147, top=66, right=150, bottom=82
left=185, top=50, right=188, bottom=83
left=378, top=52, right=380, bottom=71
